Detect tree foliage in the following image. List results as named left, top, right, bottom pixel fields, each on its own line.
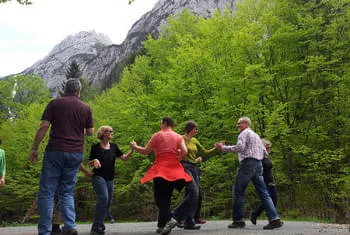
left=0, top=0, right=31, bottom=5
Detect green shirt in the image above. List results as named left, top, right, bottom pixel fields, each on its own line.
left=182, top=136, right=218, bottom=163
left=0, top=148, right=6, bottom=176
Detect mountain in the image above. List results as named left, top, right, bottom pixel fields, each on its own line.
left=22, top=0, right=237, bottom=93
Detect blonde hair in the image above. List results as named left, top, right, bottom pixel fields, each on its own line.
left=97, top=125, right=113, bottom=140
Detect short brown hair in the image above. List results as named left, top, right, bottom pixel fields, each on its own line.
left=185, top=121, right=198, bottom=133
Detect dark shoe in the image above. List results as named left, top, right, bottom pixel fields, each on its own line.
left=156, top=227, right=164, bottom=233
left=61, top=229, right=78, bottom=235
left=176, top=220, right=184, bottom=228
left=228, top=221, right=246, bottom=228
left=161, top=217, right=178, bottom=235
left=250, top=211, right=257, bottom=225
left=51, top=223, right=62, bottom=234
left=263, top=219, right=283, bottom=230
left=90, top=227, right=105, bottom=235
left=184, top=225, right=201, bottom=230
left=195, top=219, right=207, bottom=224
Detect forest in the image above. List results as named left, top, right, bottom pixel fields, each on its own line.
left=0, top=0, right=349, bottom=224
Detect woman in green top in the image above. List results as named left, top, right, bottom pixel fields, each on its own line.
left=180, top=121, right=218, bottom=225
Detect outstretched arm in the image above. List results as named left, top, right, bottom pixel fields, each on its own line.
left=130, top=141, right=153, bottom=155
left=120, top=149, right=134, bottom=161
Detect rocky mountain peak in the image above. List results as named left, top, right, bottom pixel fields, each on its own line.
left=22, top=0, right=237, bottom=93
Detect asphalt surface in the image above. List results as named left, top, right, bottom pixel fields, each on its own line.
left=0, top=220, right=349, bottom=235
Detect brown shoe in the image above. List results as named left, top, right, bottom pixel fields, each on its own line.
left=263, top=219, right=283, bottom=230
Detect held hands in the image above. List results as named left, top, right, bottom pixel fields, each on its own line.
left=84, top=171, right=94, bottom=177
left=214, top=141, right=225, bottom=151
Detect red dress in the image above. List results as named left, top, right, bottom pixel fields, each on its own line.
left=141, top=129, right=192, bottom=184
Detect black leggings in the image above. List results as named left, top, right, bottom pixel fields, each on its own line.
left=153, top=177, right=185, bottom=228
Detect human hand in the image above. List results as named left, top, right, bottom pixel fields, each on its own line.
left=84, top=171, right=94, bottom=177
left=130, top=140, right=137, bottom=150
left=214, top=142, right=224, bottom=151
left=195, top=157, right=202, bottom=163
left=92, top=159, right=101, bottom=168
left=30, top=149, right=39, bottom=164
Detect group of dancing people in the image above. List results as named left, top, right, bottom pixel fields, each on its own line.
left=130, top=116, right=283, bottom=235
left=29, top=78, right=282, bottom=235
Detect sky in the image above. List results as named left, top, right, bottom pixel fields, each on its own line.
left=0, top=0, right=159, bottom=76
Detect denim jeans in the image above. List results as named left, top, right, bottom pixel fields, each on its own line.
left=37, top=151, right=83, bottom=235
left=232, top=158, right=279, bottom=222
left=193, top=164, right=202, bottom=221
left=251, top=185, right=277, bottom=220
left=92, top=175, right=114, bottom=231
left=173, top=161, right=199, bottom=227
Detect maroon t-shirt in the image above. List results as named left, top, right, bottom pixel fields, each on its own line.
left=41, top=95, right=93, bottom=153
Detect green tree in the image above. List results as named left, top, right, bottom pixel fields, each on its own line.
left=0, top=75, right=50, bottom=121
left=0, top=0, right=31, bottom=4
left=59, top=60, right=82, bottom=96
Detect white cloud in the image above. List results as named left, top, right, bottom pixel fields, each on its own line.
left=0, top=0, right=158, bottom=76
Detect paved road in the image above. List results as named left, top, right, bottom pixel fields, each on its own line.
left=0, top=220, right=349, bottom=235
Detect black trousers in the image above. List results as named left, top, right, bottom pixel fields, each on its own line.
left=154, top=177, right=185, bottom=228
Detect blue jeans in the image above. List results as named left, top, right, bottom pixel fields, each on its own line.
left=232, top=158, right=279, bottom=222
left=92, top=175, right=114, bottom=231
left=173, top=161, right=199, bottom=227
left=251, top=185, right=277, bottom=220
left=37, top=151, right=83, bottom=235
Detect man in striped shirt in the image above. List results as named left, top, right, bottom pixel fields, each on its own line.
left=214, top=116, right=283, bottom=230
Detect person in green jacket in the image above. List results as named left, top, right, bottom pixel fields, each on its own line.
left=177, top=121, right=218, bottom=226
left=0, top=137, right=6, bottom=186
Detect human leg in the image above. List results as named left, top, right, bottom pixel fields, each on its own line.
left=251, top=184, right=278, bottom=225
left=52, top=192, right=62, bottom=234
left=58, top=152, right=83, bottom=233
left=268, top=185, right=277, bottom=206
left=172, top=163, right=199, bottom=227
left=231, top=159, right=257, bottom=222
left=91, top=175, right=110, bottom=233
left=154, top=177, right=174, bottom=229
left=251, top=164, right=279, bottom=221
left=106, top=180, right=115, bottom=223
left=37, top=151, right=62, bottom=235
left=251, top=162, right=282, bottom=229
left=193, top=165, right=205, bottom=223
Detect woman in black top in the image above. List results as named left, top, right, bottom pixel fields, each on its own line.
left=89, top=126, right=133, bottom=235
left=250, top=139, right=278, bottom=225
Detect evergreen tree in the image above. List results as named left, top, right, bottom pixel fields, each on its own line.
left=59, top=60, right=82, bottom=96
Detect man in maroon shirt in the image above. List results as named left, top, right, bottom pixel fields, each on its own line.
left=30, top=79, right=94, bottom=235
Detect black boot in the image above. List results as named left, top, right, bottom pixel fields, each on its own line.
left=52, top=223, right=62, bottom=234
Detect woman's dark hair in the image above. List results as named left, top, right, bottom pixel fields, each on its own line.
left=162, top=116, right=175, bottom=128
left=185, top=121, right=198, bottom=133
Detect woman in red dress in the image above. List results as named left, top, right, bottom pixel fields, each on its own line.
left=130, top=116, right=193, bottom=235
